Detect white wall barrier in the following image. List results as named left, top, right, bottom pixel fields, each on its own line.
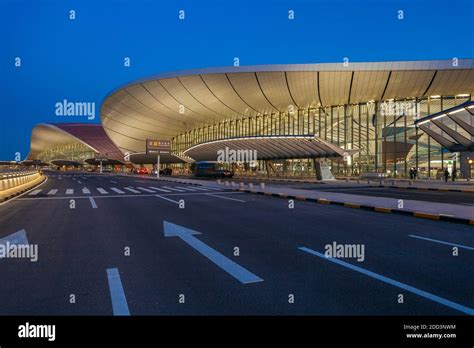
left=0, top=171, right=41, bottom=192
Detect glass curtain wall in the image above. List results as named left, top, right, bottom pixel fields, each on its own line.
left=171, top=94, right=471, bottom=178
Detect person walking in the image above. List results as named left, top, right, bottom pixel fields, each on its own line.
left=452, top=168, right=457, bottom=182
left=444, top=168, right=450, bottom=183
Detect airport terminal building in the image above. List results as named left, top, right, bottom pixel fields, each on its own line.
left=28, top=59, right=474, bottom=178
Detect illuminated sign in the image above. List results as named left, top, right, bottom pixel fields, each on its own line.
left=146, top=139, right=171, bottom=155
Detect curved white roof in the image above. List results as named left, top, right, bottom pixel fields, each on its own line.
left=100, top=59, right=474, bottom=154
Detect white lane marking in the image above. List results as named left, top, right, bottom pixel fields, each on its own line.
left=28, top=189, right=42, bottom=196
left=89, top=197, right=98, bottom=208
left=188, top=186, right=210, bottom=191
left=299, top=247, right=474, bottom=316
left=77, top=181, right=82, bottom=184
left=124, top=187, right=141, bottom=193
left=106, top=268, right=130, bottom=316
left=110, top=181, right=118, bottom=184
left=110, top=188, right=125, bottom=194
left=408, top=235, right=474, bottom=251
left=155, top=195, right=180, bottom=204
left=201, top=186, right=224, bottom=191
left=205, top=193, right=246, bottom=202
left=149, top=187, right=172, bottom=193
left=162, top=186, right=186, bottom=192
left=97, top=188, right=109, bottom=194
left=47, top=189, right=58, bottom=195
left=136, top=187, right=156, bottom=193
left=82, top=187, right=91, bottom=194
left=66, top=189, right=74, bottom=195
left=176, top=186, right=199, bottom=191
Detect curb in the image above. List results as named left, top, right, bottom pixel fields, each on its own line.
left=234, top=188, right=474, bottom=225
left=375, top=185, right=474, bottom=194
left=230, top=176, right=474, bottom=193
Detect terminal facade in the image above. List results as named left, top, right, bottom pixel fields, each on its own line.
left=28, top=60, right=474, bottom=179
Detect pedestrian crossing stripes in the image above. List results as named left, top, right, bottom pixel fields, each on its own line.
left=124, top=187, right=141, bottom=193
left=149, top=187, right=171, bottom=193
left=176, top=186, right=198, bottom=192
left=162, top=186, right=186, bottom=192
left=28, top=189, right=42, bottom=196
left=26, top=185, right=224, bottom=197
left=136, top=187, right=156, bottom=193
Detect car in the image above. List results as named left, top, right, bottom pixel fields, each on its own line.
left=194, top=161, right=233, bottom=178
left=133, top=167, right=149, bottom=175
left=151, top=168, right=172, bottom=176
left=160, top=168, right=172, bottom=176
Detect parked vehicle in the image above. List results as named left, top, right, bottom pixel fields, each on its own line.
left=133, top=167, right=149, bottom=175
left=193, top=161, right=233, bottom=178
left=151, top=168, right=173, bottom=176
left=160, top=168, right=172, bottom=176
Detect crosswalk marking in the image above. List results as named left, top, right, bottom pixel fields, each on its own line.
left=189, top=186, right=211, bottom=191
left=77, top=181, right=82, bottom=184
left=97, top=188, right=109, bottom=194
left=111, top=188, right=125, bottom=194
left=82, top=187, right=91, bottom=194
left=176, top=186, right=199, bottom=191
left=162, top=186, right=186, bottom=192
left=202, top=186, right=223, bottom=191
left=110, top=181, right=118, bottom=184
left=124, top=187, right=141, bottom=193
left=47, top=189, right=58, bottom=195
left=136, top=187, right=155, bottom=193
left=66, top=189, right=74, bottom=195
left=28, top=189, right=42, bottom=196
left=149, top=187, right=172, bottom=193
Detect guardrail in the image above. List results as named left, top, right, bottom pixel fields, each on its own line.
left=0, top=171, right=42, bottom=191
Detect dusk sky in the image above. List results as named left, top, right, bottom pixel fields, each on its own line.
left=1, top=0, right=473, bottom=160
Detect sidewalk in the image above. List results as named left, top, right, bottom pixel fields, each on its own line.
left=230, top=175, right=474, bottom=193
left=118, top=173, right=474, bottom=224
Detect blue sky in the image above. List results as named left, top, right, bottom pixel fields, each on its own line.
left=0, top=0, right=473, bottom=160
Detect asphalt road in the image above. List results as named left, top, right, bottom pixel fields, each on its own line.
left=0, top=171, right=472, bottom=315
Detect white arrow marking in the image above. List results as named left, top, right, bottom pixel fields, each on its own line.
left=163, top=221, right=263, bottom=284
left=0, top=229, right=29, bottom=259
